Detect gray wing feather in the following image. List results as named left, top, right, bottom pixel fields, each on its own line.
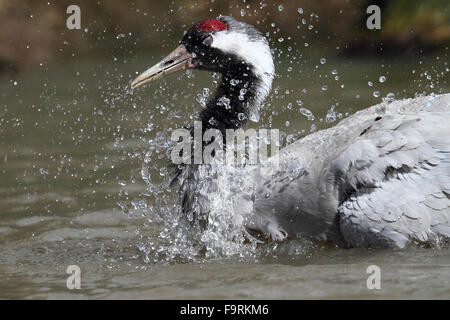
left=334, top=111, right=450, bottom=248
left=240, top=94, right=450, bottom=247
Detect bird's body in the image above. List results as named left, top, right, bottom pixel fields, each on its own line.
left=239, top=94, right=450, bottom=248
left=132, top=16, right=450, bottom=248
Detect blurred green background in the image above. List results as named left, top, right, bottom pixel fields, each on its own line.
left=0, top=0, right=449, bottom=73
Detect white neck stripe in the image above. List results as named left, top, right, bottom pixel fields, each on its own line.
left=211, top=30, right=274, bottom=121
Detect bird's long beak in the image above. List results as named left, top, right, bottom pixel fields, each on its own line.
left=131, top=44, right=195, bottom=89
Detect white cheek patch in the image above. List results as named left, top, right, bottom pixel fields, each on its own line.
left=211, top=31, right=274, bottom=121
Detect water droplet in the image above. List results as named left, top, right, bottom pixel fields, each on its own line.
left=321, top=85, right=328, bottom=91
left=373, top=91, right=380, bottom=98
left=217, top=96, right=231, bottom=109
left=195, top=93, right=206, bottom=107
left=299, top=108, right=315, bottom=120
left=297, top=8, right=303, bottom=14
left=240, top=9, right=246, bottom=16
left=320, top=58, right=326, bottom=64
left=208, top=117, right=217, bottom=126
left=379, top=76, right=386, bottom=83
left=326, top=109, right=337, bottom=123
left=383, top=92, right=395, bottom=103
left=278, top=5, right=284, bottom=11
left=368, top=81, right=373, bottom=87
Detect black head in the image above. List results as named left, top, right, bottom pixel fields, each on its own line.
left=132, top=16, right=273, bottom=87
left=180, top=18, right=240, bottom=73
left=131, top=16, right=274, bottom=123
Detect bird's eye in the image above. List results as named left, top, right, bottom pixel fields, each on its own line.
left=202, top=35, right=213, bottom=47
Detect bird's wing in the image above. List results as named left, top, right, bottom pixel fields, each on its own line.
left=330, top=111, right=450, bottom=248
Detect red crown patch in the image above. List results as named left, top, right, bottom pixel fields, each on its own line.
left=196, top=19, right=227, bottom=32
